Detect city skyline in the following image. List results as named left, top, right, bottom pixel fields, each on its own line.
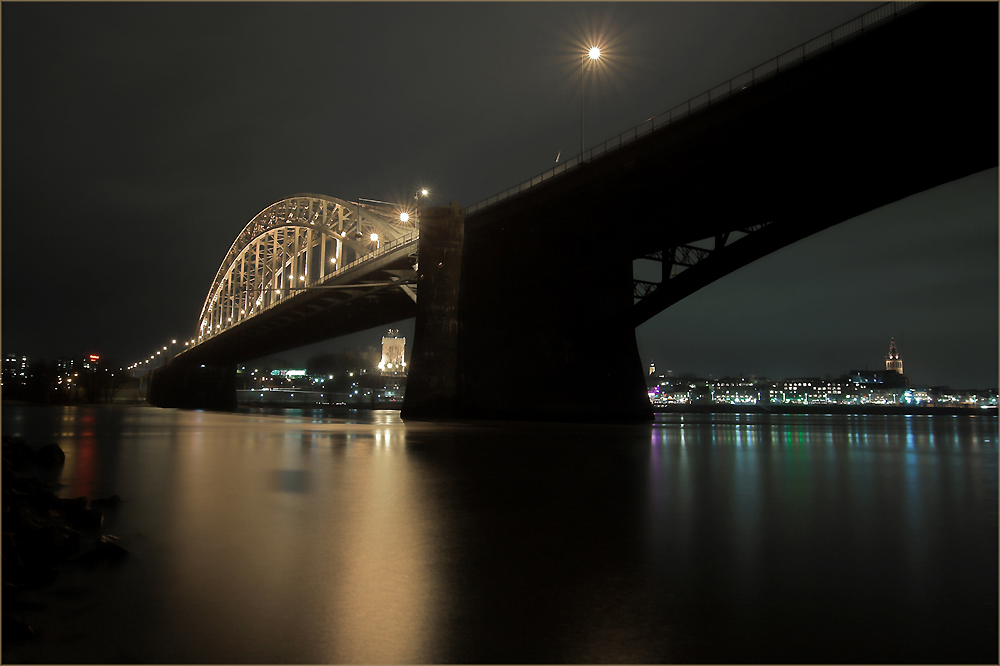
left=3, top=3, right=996, bottom=389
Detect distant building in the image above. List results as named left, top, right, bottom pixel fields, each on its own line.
left=2, top=354, right=30, bottom=388
left=3, top=354, right=29, bottom=375
left=379, top=328, right=406, bottom=375
left=81, top=354, right=101, bottom=373
left=886, top=337, right=903, bottom=374
left=769, top=378, right=842, bottom=405
left=713, top=378, right=763, bottom=405
left=848, top=368, right=910, bottom=390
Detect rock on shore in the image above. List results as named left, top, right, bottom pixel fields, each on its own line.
left=2, top=436, right=129, bottom=640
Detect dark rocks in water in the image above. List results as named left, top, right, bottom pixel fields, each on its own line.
left=6, top=503, right=46, bottom=534
left=2, top=437, right=130, bottom=601
left=2, top=532, right=19, bottom=566
left=67, top=508, right=103, bottom=531
left=53, top=496, right=88, bottom=515
left=77, top=537, right=129, bottom=567
left=2, top=437, right=34, bottom=469
left=4, top=564, right=59, bottom=591
left=15, top=524, right=82, bottom=566
left=34, top=443, right=66, bottom=468
left=90, top=494, right=123, bottom=509
left=3, top=599, right=48, bottom=612
left=2, top=438, right=65, bottom=469
left=2, top=613, right=37, bottom=641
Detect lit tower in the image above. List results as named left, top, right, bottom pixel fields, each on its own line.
left=885, top=337, right=903, bottom=374
left=649, top=359, right=655, bottom=376
left=378, top=328, right=406, bottom=375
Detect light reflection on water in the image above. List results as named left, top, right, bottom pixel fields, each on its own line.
left=2, top=405, right=996, bottom=664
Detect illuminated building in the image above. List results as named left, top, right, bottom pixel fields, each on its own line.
left=3, top=354, right=29, bottom=375
left=648, top=376, right=694, bottom=405
left=886, top=337, right=903, bottom=374
left=378, top=328, right=406, bottom=375
left=712, top=378, right=763, bottom=405
left=81, top=354, right=101, bottom=372
left=648, top=360, right=655, bottom=376
left=2, top=354, right=30, bottom=389
left=56, top=357, right=77, bottom=373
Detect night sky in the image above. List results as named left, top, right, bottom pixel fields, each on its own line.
left=3, top=2, right=996, bottom=389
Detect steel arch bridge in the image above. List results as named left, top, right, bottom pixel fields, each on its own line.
left=154, top=2, right=996, bottom=421
left=193, top=193, right=418, bottom=350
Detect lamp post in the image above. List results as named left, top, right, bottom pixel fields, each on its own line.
left=413, top=188, right=429, bottom=229
left=581, top=46, right=602, bottom=161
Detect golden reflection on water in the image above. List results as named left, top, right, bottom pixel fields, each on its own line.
left=325, top=426, right=439, bottom=663
left=159, top=411, right=441, bottom=663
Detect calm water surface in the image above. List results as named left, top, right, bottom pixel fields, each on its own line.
left=2, top=404, right=996, bottom=664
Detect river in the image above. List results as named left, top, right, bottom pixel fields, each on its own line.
left=2, top=403, right=996, bottom=664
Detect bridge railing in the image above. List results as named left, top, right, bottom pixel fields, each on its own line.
left=464, top=1, right=918, bottom=216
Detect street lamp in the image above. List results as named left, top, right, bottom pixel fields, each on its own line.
left=581, top=46, right=602, bottom=161
left=411, top=188, right=430, bottom=230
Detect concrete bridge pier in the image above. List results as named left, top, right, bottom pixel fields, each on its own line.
left=402, top=200, right=652, bottom=423
left=400, top=203, right=466, bottom=420
left=148, top=361, right=238, bottom=411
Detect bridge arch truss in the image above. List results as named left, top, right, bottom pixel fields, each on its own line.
left=196, top=194, right=414, bottom=346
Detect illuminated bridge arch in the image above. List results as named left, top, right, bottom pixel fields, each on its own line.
left=196, top=193, right=415, bottom=345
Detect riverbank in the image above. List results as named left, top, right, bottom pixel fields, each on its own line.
left=654, top=403, right=996, bottom=416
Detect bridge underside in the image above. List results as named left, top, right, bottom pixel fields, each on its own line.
left=177, top=252, right=417, bottom=367
left=624, top=1, right=996, bottom=324
left=150, top=245, right=417, bottom=410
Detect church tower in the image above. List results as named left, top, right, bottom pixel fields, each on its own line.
left=885, top=337, right=903, bottom=374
